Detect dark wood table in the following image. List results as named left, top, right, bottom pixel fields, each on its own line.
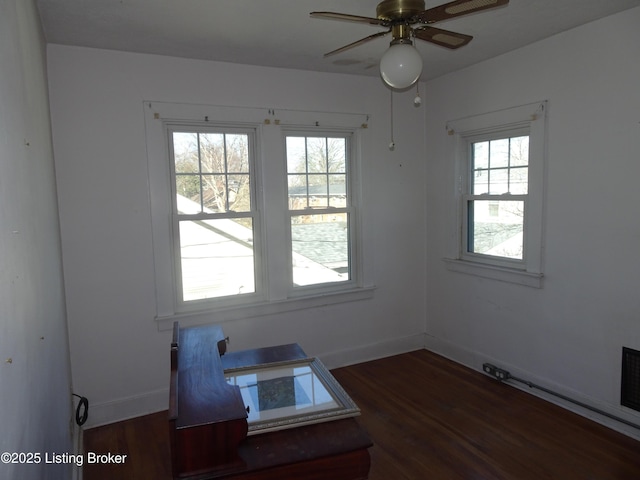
left=170, top=323, right=372, bottom=480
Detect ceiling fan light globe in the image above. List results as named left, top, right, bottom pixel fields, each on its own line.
left=379, top=43, right=423, bottom=89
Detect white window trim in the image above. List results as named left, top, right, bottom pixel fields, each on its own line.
left=444, top=101, right=548, bottom=288
left=167, top=124, right=264, bottom=311
left=144, top=102, right=375, bottom=330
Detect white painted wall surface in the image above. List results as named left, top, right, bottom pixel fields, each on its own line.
left=47, top=46, right=427, bottom=427
left=0, top=1, right=74, bottom=478
left=47, top=3, right=640, bottom=437
left=424, top=7, right=640, bottom=437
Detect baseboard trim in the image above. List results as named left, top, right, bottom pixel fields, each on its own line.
left=424, top=334, right=640, bottom=441
left=83, top=387, right=169, bottom=429
left=319, top=332, right=426, bottom=370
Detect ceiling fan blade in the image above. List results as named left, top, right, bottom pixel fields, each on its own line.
left=310, top=12, right=386, bottom=26
left=418, top=0, right=509, bottom=24
left=414, top=26, right=472, bottom=49
left=323, top=30, right=391, bottom=57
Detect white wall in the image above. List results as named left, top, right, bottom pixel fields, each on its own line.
left=424, top=7, right=640, bottom=437
left=46, top=46, right=427, bottom=427
left=0, top=1, right=74, bottom=478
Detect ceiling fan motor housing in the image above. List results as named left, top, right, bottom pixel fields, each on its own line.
left=376, top=0, right=426, bottom=22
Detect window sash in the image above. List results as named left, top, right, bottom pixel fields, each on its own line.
left=462, top=194, right=527, bottom=268
left=284, top=132, right=356, bottom=293
left=174, top=217, right=257, bottom=303
left=286, top=134, right=350, bottom=211
left=168, top=125, right=262, bottom=307
left=288, top=209, right=353, bottom=287
left=464, top=132, right=530, bottom=267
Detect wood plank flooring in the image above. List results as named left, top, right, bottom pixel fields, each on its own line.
left=83, top=350, right=640, bottom=479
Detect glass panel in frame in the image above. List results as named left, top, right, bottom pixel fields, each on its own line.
left=199, top=133, right=225, bottom=173
left=290, top=213, right=350, bottom=286
left=468, top=199, right=524, bottom=260
left=228, top=174, right=251, bottom=212
left=175, top=174, right=202, bottom=213
left=178, top=218, right=255, bottom=301
left=201, top=174, right=226, bottom=212
left=489, top=138, right=509, bottom=168
left=225, top=357, right=360, bottom=435
left=473, top=141, right=489, bottom=170
left=173, top=132, right=199, bottom=174
left=288, top=174, right=308, bottom=210
left=509, top=167, right=528, bottom=194
left=509, top=136, right=529, bottom=167
left=328, top=174, right=347, bottom=208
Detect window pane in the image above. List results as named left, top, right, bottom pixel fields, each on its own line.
left=306, top=137, right=328, bottom=173
left=468, top=200, right=524, bottom=260
left=286, top=137, right=307, bottom=173
left=288, top=174, right=308, bottom=210
left=173, top=132, right=199, bottom=174
left=509, top=167, right=528, bottom=194
left=199, top=133, right=225, bottom=173
left=473, top=141, right=489, bottom=169
left=202, top=174, right=226, bottom=212
left=226, top=134, right=250, bottom=173
left=291, top=213, right=349, bottom=286
left=179, top=219, right=255, bottom=301
left=228, top=174, right=251, bottom=212
left=175, top=174, right=201, bottom=213
left=327, top=139, right=346, bottom=173
left=328, top=174, right=346, bottom=208
left=308, top=173, right=328, bottom=208
left=472, top=170, right=488, bottom=195
left=510, top=136, right=529, bottom=167
left=490, top=139, right=509, bottom=168
left=489, top=168, right=509, bottom=194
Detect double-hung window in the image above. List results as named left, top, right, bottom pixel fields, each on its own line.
left=169, top=127, right=259, bottom=304
left=465, top=132, right=529, bottom=264
left=145, top=102, right=373, bottom=328
left=445, top=102, right=547, bottom=287
left=285, top=134, right=353, bottom=289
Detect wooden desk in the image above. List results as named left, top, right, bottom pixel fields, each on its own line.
left=170, top=323, right=372, bottom=480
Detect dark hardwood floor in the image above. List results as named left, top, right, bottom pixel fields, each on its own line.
left=84, top=350, right=640, bottom=479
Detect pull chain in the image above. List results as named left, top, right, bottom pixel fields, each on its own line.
left=389, top=90, right=395, bottom=151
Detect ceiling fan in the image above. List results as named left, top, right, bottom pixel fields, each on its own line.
left=311, top=0, right=509, bottom=88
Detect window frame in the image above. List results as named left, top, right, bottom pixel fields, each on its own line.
left=167, top=124, right=264, bottom=310
left=283, top=129, right=359, bottom=297
left=462, top=127, right=530, bottom=269
left=144, top=102, right=375, bottom=330
left=444, top=101, right=547, bottom=288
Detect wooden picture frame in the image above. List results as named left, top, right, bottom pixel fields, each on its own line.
left=225, top=357, right=360, bottom=435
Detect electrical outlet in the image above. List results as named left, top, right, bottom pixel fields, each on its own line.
left=483, top=363, right=498, bottom=376
left=482, top=363, right=510, bottom=380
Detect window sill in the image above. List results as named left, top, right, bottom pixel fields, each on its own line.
left=443, top=258, right=543, bottom=288
left=155, top=286, right=376, bottom=331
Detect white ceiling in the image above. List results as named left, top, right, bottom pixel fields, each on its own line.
left=36, top=0, right=640, bottom=81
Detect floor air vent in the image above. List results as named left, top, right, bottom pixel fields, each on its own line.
left=621, top=347, right=640, bottom=412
